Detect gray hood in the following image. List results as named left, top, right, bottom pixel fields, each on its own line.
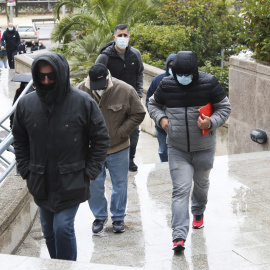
left=31, top=52, right=70, bottom=104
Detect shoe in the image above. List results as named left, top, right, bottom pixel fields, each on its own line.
left=129, top=160, right=138, bottom=172
left=112, top=220, right=125, bottom=233
left=92, top=218, right=107, bottom=234
left=172, top=238, right=185, bottom=251
left=192, top=214, right=204, bottom=229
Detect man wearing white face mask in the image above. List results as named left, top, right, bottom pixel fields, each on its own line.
left=1, top=22, right=20, bottom=69
left=95, top=24, right=144, bottom=172
left=148, top=51, right=231, bottom=252
left=83, top=63, right=145, bottom=234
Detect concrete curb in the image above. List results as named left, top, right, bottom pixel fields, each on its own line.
left=0, top=167, right=38, bottom=254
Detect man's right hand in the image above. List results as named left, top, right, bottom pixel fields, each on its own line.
left=1, top=46, right=4, bottom=50
left=160, top=118, right=169, bottom=131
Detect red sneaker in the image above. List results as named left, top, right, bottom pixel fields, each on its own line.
left=192, top=214, right=204, bottom=229
left=172, top=239, right=185, bottom=251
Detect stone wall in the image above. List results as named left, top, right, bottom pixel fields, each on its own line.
left=0, top=1, right=58, bottom=15
left=228, top=56, right=270, bottom=154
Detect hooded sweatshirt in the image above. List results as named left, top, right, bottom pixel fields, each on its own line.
left=12, top=52, right=110, bottom=212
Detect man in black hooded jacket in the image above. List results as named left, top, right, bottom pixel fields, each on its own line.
left=12, top=52, right=110, bottom=261
left=0, top=22, right=20, bottom=69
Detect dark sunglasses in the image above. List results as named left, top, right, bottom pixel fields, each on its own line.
left=39, top=72, right=55, bottom=81
left=168, top=64, right=173, bottom=69
left=177, top=74, right=191, bottom=77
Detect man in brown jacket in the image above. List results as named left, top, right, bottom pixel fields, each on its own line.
left=79, top=63, right=145, bottom=234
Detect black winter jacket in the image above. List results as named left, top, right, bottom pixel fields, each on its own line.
left=95, top=41, right=144, bottom=97
left=12, top=52, right=110, bottom=212
left=0, top=27, right=20, bottom=52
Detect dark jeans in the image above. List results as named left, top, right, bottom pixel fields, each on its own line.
left=39, top=205, right=79, bottom=261
left=129, top=126, right=140, bottom=160
left=7, top=49, right=18, bottom=69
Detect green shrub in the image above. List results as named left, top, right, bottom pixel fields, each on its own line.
left=237, top=0, right=270, bottom=62
left=199, top=61, right=229, bottom=95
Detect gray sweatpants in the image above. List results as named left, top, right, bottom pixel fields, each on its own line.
left=168, top=146, right=215, bottom=241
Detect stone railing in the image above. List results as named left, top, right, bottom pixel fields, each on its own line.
left=228, top=56, right=270, bottom=154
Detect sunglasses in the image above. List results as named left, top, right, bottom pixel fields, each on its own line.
left=39, top=72, right=55, bottom=81
left=177, top=74, right=191, bottom=77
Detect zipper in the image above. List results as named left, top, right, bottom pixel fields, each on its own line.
left=185, top=107, right=190, bottom=152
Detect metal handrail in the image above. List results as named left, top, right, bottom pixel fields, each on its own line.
left=0, top=80, right=33, bottom=184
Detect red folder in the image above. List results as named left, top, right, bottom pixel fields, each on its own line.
left=198, top=103, right=213, bottom=136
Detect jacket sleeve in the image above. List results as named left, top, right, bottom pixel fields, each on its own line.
left=118, top=88, right=146, bottom=137
left=135, top=51, right=144, bottom=98
left=210, top=96, right=231, bottom=130
left=17, top=32, right=21, bottom=46
left=85, top=99, right=110, bottom=180
left=146, top=79, right=157, bottom=108
left=148, top=84, right=167, bottom=128
left=12, top=101, right=30, bottom=179
left=0, top=32, right=5, bottom=47
left=95, top=54, right=109, bottom=66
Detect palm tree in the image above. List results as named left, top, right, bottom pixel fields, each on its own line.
left=51, top=0, right=157, bottom=83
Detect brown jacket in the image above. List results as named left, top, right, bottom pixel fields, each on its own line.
left=78, top=75, right=145, bottom=154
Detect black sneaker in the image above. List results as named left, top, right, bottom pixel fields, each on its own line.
left=129, top=160, right=138, bottom=172
left=92, top=218, right=107, bottom=234
left=112, top=220, right=125, bottom=233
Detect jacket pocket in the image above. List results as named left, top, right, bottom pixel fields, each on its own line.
left=108, top=104, right=123, bottom=112
left=27, top=163, right=47, bottom=200
left=58, top=160, right=88, bottom=201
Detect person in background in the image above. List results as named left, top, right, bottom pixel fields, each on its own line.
left=95, top=24, right=144, bottom=172
left=39, top=41, right=46, bottom=50
left=148, top=51, right=231, bottom=251
left=12, top=52, right=110, bottom=261
left=79, top=63, right=145, bottom=234
left=18, top=40, right=27, bottom=54
left=146, top=53, right=176, bottom=162
left=0, top=22, right=20, bottom=69
left=31, top=41, right=38, bottom=52
left=0, top=43, right=8, bottom=69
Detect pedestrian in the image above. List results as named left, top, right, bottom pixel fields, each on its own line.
left=12, top=52, right=110, bottom=261
left=0, top=43, right=8, bottom=69
left=0, top=22, right=20, bottom=69
left=148, top=51, right=231, bottom=251
left=79, top=63, right=145, bottom=234
left=18, top=40, right=27, bottom=54
left=146, top=53, right=176, bottom=162
left=31, top=41, right=38, bottom=52
left=95, top=24, right=144, bottom=172
left=38, top=41, right=46, bottom=50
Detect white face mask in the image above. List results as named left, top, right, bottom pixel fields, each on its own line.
left=168, top=68, right=173, bottom=75
left=116, top=37, right=129, bottom=50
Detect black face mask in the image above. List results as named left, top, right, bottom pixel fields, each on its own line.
left=38, top=83, right=57, bottom=105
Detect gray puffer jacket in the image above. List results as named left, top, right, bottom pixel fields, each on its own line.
left=148, top=51, right=231, bottom=152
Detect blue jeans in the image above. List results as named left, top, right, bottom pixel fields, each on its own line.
left=168, top=146, right=215, bottom=241
left=0, top=60, right=8, bottom=68
left=88, top=148, right=129, bottom=221
left=39, top=205, right=79, bottom=261
left=155, top=125, right=168, bottom=162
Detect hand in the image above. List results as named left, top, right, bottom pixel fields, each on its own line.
left=1, top=46, right=4, bottom=50
left=160, top=118, right=169, bottom=131
left=197, top=114, right=210, bottom=130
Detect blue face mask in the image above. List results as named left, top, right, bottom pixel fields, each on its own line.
left=168, top=68, right=172, bottom=75
left=176, top=74, right=193, bottom=85
left=8, top=27, right=13, bottom=31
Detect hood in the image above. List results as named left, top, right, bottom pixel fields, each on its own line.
left=172, top=51, right=199, bottom=81
left=31, top=52, right=70, bottom=104
left=165, top=53, right=176, bottom=75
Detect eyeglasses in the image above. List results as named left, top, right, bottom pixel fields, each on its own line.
left=39, top=72, right=55, bottom=81
left=177, top=74, right=191, bottom=77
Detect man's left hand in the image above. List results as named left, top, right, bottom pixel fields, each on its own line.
left=197, top=114, right=210, bottom=130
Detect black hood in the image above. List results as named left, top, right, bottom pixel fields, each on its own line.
left=172, top=51, right=199, bottom=81
left=31, top=52, right=70, bottom=104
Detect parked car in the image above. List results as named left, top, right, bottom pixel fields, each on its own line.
left=16, top=23, right=39, bottom=44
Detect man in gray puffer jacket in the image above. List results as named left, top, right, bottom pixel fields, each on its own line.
left=148, top=51, right=231, bottom=251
